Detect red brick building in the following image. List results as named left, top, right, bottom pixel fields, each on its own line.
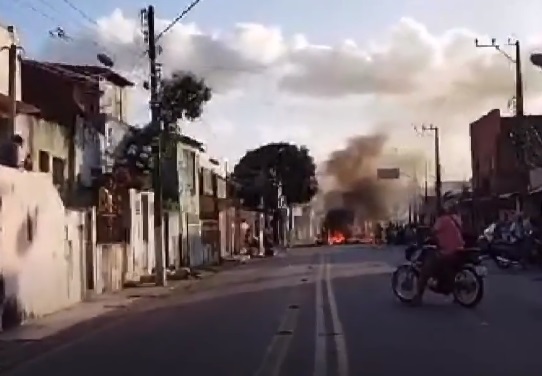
left=469, top=109, right=542, bottom=227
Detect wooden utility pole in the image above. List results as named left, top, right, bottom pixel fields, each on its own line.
left=141, top=6, right=165, bottom=286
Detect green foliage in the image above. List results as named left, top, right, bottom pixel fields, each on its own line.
left=115, top=71, right=211, bottom=181
left=160, top=71, right=212, bottom=128
left=232, top=142, right=318, bottom=209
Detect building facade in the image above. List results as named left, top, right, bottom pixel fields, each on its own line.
left=20, top=60, right=134, bottom=203
left=469, top=109, right=542, bottom=224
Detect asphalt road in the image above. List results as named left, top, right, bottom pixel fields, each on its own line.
left=5, top=245, right=542, bottom=376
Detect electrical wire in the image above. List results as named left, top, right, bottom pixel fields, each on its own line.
left=13, top=0, right=117, bottom=64
left=2, top=1, right=103, bottom=83
left=13, top=0, right=57, bottom=23
left=156, top=0, right=203, bottom=42
left=60, top=0, right=98, bottom=26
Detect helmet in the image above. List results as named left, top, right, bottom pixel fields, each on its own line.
left=441, top=192, right=458, bottom=212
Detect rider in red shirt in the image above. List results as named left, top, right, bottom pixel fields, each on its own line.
left=414, top=196, right=464, bottom=304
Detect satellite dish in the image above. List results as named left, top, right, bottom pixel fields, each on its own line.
left=530, top=53, right=542, bottom=69
left=97, top=53, right=114, bottom=68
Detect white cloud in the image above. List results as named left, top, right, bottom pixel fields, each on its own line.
left=39, top=10, right=542, bottom=179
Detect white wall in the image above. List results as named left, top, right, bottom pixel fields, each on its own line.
left=164, top=211, right=181, bottom=269
left=102, top=118, right=130, bottom=173
left=126, top=189, right=156, bottom=282
left=99, top=80, right=129, bottom=124
left=0, top=167, right=87, bottom=323
left=75, top=116, right=101, bottom=188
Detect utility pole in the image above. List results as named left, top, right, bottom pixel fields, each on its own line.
left=475, top=37, right=523, bottom=116
left=421, top=125, right=442, bottom=215
left=141, top=6, right=165, bottom=286
left=1, top=26, right=20, bottom=137
left=424, top=161, right=428, bottom=203
left=475, top=38, right=528, bottom=210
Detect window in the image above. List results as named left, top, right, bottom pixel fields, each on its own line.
left=106, top=125, right=114, bottom=148
left=199, top=168, right=214, bottom=196
left=38, top=150, right=50, bottom=172
left=52, top=157, right=65, bottom=190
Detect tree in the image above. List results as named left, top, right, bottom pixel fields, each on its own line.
left=115, top=71, right=212, bottom=182
left=160, top=71, right=212, bottom=128
left=232, top=142, right=318, bottom=210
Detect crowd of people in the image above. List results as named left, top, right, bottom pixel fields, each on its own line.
left=374, top=222, right=420, bottom=245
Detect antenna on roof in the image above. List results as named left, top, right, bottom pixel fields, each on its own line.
left=97, top=53, right=114, bottom=68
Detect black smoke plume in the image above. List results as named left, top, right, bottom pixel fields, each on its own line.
left=322, top=133, right=391, bottom=221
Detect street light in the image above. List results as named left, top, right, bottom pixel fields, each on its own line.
left=530, top=53, right=542, bottom=69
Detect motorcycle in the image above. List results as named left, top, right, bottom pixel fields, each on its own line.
left=478, top=223, right=542, bottom=269
left=391, top=242, right=487, bottom=308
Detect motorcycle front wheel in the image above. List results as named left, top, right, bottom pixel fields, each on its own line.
left=452, top=266, right=484, bottom=308
left=391, top=265, right=419, bottom=303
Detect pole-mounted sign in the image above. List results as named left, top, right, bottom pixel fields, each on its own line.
left=376, top=168, right=400, bottom=180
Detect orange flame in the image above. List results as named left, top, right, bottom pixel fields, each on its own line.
left=328, top=231, right=346, bottom=245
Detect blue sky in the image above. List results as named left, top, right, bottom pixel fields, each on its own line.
left=3, top=0, right=542, bottom=56
left=3, top=0, right=542, bottom=180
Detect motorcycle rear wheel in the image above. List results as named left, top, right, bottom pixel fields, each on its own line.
left=452, top=266, right=484, bottom=308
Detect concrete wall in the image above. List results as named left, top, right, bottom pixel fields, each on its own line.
left=75, top=117, right=101, bottom=188
left=178, top=146, right=203, bottom=267
left=95, top=243, right=124, bottom=293
left=99, top=80, right=129, bottom=124
left=126, top=189, right=156, bottom=282
left=164, top=211, right=181, bottom=269
left=27, top=116, right=70, bottom=177
left=0, top=166, right=88, bottom=326
left=101, top=117, right=130, bottom=174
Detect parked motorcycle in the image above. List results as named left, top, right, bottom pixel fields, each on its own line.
left=391, top=242, right=487, bottom=308
left=478, top=223, right=542, bottom=269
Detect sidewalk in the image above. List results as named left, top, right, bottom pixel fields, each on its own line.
left=0, top=259, right=246, bottom=373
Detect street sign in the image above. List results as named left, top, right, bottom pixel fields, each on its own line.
left=377, top=168, right=400, bottom=179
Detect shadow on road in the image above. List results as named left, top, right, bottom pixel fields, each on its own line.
left=1, top=278, right=318, bottom=376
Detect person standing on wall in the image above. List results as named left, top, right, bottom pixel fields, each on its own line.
left=0, top=134, right=24, bottom=169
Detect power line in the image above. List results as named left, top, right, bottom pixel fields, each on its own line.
left=60, top=0, right=98, bottom=26
left=156, top=0, right=203, bottom=41
left=12, top=0, right=118, bottom=67
left=36, top=0, right=60, bottom=15
left=13, top=0, right=57, bottom=23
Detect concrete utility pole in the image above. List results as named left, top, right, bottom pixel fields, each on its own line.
left=1, top=26, right=21, bottom=137
left=476, top=38, right=528, bottom=210
left=141, top=6, right=165, bottom=286
left=424, top=161, right=429, bottom=203
left=421, top=125, right=442, bottom=215
left=475, top=38, right=524, bottom=117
